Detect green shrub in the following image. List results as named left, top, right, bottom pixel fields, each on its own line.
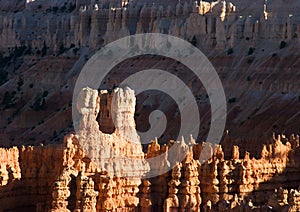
left=228, top=97, right=237, bottom=103
left=2, top=92, right=11, bottom=106
left=190, top=36, right=197, bottom=47
left=42, top=90, right=48, bottom=97
left=247, top=58, right=254, bottom=64
left=58, top=43, right=66, bottom=55
left=279, top=41, right=286, bottom=49
left=52, top=6, right=59, bottom=13
left=72, top=47, right=79, bottom=55
left=17, top=78, right=23, bottom=87
left=68, top=3, right=76, bottom=12
left=14, top=46, right=26, bottom=58
left=60, top=5, right=67, bottom=12
left=2, top=91, right=15, bottom=109
left=0, top=69, right=8, bottom=86
left=248, top=47, right=255, bottom=55
left=227, top=48, right=234, bottom=55
left=32, top=95, right=46, bottom=111
left=41, top=41, right=47, bottom=57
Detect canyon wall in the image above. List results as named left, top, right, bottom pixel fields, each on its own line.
left=0, top=0, right=300, bottom=53
left=0, top=123, right=300, bottom=211
left=1, top=2, right=300, bottom=210
left=1, top=87, right=300, bottom=211
left=1, top=0, right=300, bottom=147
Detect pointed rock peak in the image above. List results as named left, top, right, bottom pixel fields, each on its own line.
left=189, top=134, right=196, bottom=145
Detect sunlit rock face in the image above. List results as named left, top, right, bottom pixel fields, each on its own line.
left=75, top=86, right=149, bottom=178
left=1, top=130, right=300, bottom=211
left=1, top=0, right=300, bottom=52
left=1, top=86, right=300, bottom=211
left=1, top=0, right=300, bottom=211
left=0, top=87, right=150, bottom=211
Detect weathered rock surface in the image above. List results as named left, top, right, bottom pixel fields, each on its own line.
left=0, top=87, right=149, bottom=211
left=1, top=131, right=300, bottom=211
left=1, top=0, right=300, bottom=147
left=1, top=86, right=300, bottom=211
left=75, top=87, right=149, bottom=178
left=0, top=1, right=300, bottom=211
left=0, top=0, right=300, bottom=52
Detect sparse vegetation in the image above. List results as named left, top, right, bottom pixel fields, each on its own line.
left=228, top=97, right=237, bottom=103
left=42, top=90, right=48, bottom=98
left=41, top=41, right=47, bottom=57
left=14, top=46, right=26, bottom=58
left=17, top=78, right=24, bottom=91
left=190, top=36, right=197, bottom=47
left=24, top=46, right=32, bottom=55
left=31, top=94, right=46, bottom=111
left=248, top=47, right=255, bottom=55
left=2, top=92, right=12, bottom=107
left=68, top=3, right=76, bottom=12
left=272, top=53, right=277, bottom=57
left=72, top=47, right=79, bottom=55
left=293, top=33, right=297, bottom=38
left=60, top=5, right=67, bottom=12
left=279, top=41, right=286, bottom=49
left=58, top=43, right=66, bottom=55
left=1, top=91, right=16, bottom=109
left=29, top=137, right=36, bottom=141
left=52, top=6, right=59, bottom=13
left=227, top=48, right=234, bottom=55
left=53, top=131, right=57, bottom=138
left=0, top=69, right=8, bottom=86
left=38, top=120, right=44, bottom=125
left=247, top=58, right=254, bottom=64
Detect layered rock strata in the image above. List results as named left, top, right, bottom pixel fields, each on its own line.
left=1, top=132, right=300, bottom=211
left=1, top=0, right=300, bottom=54
left=1, top=87, right=300, bottom=211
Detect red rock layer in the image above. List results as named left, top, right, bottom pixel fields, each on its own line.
left=1, top=133, right=300, bottom=211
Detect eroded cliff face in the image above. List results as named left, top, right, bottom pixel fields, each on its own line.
left=0, top=136, right=298, bottom=212
left=0, top=0, right=300, bottom=52
left=0, top=1, right=300, bottom=210
left=1, top=0, right=300, bottom=148
left=0, top=87, right=149, bottom=211
left=0, top=87, right=300, bottom=211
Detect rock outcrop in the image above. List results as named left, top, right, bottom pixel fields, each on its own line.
left=1, top=132, right=300, bottom=211
left=0, top=0, right=300, bottom=53
left=1, top=87, right=300, bottom=211
left=75, top=86, right=149, bottom=178
left=1, top=0, right=300, bottom=147
left=1, top=1, right=300, bottom=211
left=0, top=87, right=149, bottom=211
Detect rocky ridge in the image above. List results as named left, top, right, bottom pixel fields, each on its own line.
left=0, top=1, right=300, bottom=210
left=1, top=0, right=300, bottom=147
